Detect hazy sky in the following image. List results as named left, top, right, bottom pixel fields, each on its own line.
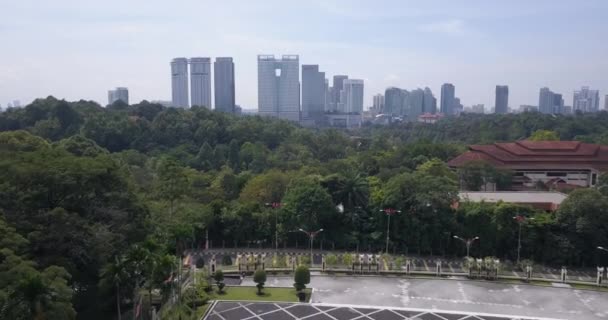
left=1, top=0, right=607, bottom=110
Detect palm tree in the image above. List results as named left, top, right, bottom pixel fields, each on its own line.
left=336, top=170, right=369, bottom=210
left=101, top=256, right=129, bottom=320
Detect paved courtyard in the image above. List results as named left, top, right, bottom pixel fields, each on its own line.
left=205, top=301, right=562, bottom=320
left=239, top=276, right=608, bottom=319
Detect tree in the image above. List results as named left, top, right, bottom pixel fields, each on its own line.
left=253, top=270, right=267, bottom=295
left=156, top=157, right=189, bottom=215
left=100, top=256, right=129, bottom=320
left=293, top=265, right=310, bottom=292
left=528, top=130, right=559, bottom=141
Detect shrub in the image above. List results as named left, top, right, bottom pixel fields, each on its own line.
left=253, top=269, right=267, bottom=295
left=213, top=269, right=224, bottom=293
left=341, top=253, right=353, bottom=267
left=394, top=256, right=404, bottom=270
left=293, top=265, right=310, bottom=291
left=325, top=254, right=338, bottom=267
left=195, top=256, right=205, bottom=268
left=298, top=255, right=311, bottom=266
left=222, top=255, right=233, bottom=266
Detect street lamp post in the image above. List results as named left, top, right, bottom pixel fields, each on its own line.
left=514, top=215, right=535, bottom=265
left=265, top=202, right=283, bottom=251
left=453, top=236, right=479, bottom=258
left=381, top=208, right=402, bottom=254
left=299, top=228, right=324, bottom=265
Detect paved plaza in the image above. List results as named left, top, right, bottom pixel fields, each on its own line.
left=238, top=276, right=608, bottom=319
left=205, top=301, right=563, bottom=320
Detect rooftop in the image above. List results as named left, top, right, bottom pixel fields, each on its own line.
left=457, top=191, right=567, bottom=211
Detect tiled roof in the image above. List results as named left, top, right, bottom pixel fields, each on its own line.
left=448, top=141, right=608, bottom=170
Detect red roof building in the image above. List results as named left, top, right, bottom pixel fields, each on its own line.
left=448, top=141, right=608, bottom=190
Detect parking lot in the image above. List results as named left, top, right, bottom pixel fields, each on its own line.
left=239, top=275, right=608, bottom=319
left=205, top=301, right=562, bottom=320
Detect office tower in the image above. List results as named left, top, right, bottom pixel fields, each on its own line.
left=324, top=79, right=330, bottom=111
left=107, top=87, right=129, bottom=105
left=440, top=83, right=455, bottom=115
left=539, top=87, right=564, bottom=114
left=495, top=85, right=509, bottom=114
left=423, top=87, right=437, bottom=114
left=384, top=87, right=404, bottom=115
left=171, top=57, right=189, bottom=108
left=573, top=86, right=600, bottom=113
left=408, top=89, right=425, bottom=120
left=329, top=75, right=348, bottom=112
left=519, top=105, right=538, bottom=113
left=214, top=57, right=236, bottom=113
left=301, top=64, right=326, bottom=124
left=342, top=79, right=364, bottom=113
left=257, top=55, right=300, bottom=122
left=372, top=94, right=384, bottom=112
left=453, top=97, right=463, bottom=114
left=605, top=95, right=608, bottom=110
left=189, top=57, right=212, bottom=108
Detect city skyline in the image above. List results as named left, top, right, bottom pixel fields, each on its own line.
left=1, top=1, right=608, bottom=111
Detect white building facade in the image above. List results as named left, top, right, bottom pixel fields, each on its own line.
left=107, top=87, right=129, bottom=105
left=257, top=55, right=300, bottom=122
left=171, top=57, right=189, bottom=108
left=189, top=57, right=212, bottom=108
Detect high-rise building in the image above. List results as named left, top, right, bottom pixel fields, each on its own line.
left=257, top=55, right=300, bottom=122
left=171, top=57, right=189, bottom=108
left=324, top=79, right=330, bottom=111
left=408, top=89, right=425, bottom=121
left=538, top=87, right=564, bottom=114
left=342, top=79, right=364, bottom=114
left=214, top=57, right=235, bottom=113
left=107, top=87, right=129, bottom=105
left=495, top=85, right=509, bottom=114
left=384, top=87, right=404, bottom=116
left=471, top=104, right=485, bottom=114
left=423, top=87, right=437, bottom=114
left=189, top=57, right=212, bottom=108
left=573, top=86, right=600, bottom=113
left=605, top=95, right=608, bottom=110
left=440, top=83, right=455, bottom=115
left=329, top=75, right=348, bottom=112
left=301, top=64, right=326, bottom=124
left=372, top=94, right=384, bottom=111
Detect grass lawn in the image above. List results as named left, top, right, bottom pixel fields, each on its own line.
left=210, top=286, right=311, bottom=302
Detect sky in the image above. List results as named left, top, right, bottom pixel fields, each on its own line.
left=1, top=0, right=607, bottom=111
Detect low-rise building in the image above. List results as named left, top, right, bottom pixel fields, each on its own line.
left=448, top=140, right=608, bottom=191
left=417, top=112, right=444, bottom=124
left=456, top=191, right=567, bottom=212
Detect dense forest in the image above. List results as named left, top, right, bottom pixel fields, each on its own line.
left=1, top=96, right=608, bottom=319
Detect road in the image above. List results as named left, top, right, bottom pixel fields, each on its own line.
left=241, top=275, right=608, bottom=319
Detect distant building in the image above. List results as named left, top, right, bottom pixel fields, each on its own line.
left=12, top=100, right=21, bottom=108
left=495, top=85, right=509, bottom=114
left=301, top=64, right=326, bottom=125
left=384, top=87, right=404, bottom=116
left=452, top=97, right=463, bottom=115
left=440, top=83, right=455, bottom=115
left=423, top=87, right=437, bottom=114
left=326, top=113, right=362, bottom=128
left=573, top=86, right=600, bottom=113
left=563, top=105, right=573, bottom=114
left=448, top=141, right=608, bottom=191
left=418, top=112, right=445, bottom=124
left=107, top=87, right=129, bottom=105
left=189, top=57, right=212, bottom=108
left=519, top=105, right=538, bottom=113
left=214, top=57, right=236, bottom=113
left=372, top=94, right=384, bottom=111
left=328, top=75, right=348, bottom=112
left=408, top=89, right=425, bottom=121
left=257, top=55, right=300, bottom=122
left=171, top=57, right=189, bottom=108
left=538, top=87, right=564, bottom=114
left=471, top=104, right=484, bottom=114
left=342, top=79, right=364, bottom=114
left=605, top=95, right=608, bottom=110
left=457, top=191, right=566, bottom=212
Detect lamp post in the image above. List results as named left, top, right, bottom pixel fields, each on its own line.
left=514, top=215, right=535, bottom=265
left=453, top=236, right=479, bottom=258
left=265, top=202, right=283, bottom=251
left=381, top=208, right=401, bottom=254
left=299, top=228, right=324, bottom=265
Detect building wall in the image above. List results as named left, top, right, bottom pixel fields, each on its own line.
left=108, top=87, right=128, bottom=105
left=301, top=64, right=325, bottom=124
left=440, top=83, right=455, bottom=115
left=342, top=79, right=364, bottom=114
left=190, top=57, right=212, bottom=108
left=214, top=57, right=235, bottom=113
left=171, top=58, right=189, bottom=108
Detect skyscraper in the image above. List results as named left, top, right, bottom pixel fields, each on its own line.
left=107, top=87, right=129, bottom=105
left=329, top=75, right=348, bottom=112
left=171, top=57, right=189, bottom=108
left=189, top=57, right=212, bottom=108
left=495, top=85, right=509, bottom=114
left=539, top=87, right=564, bottom=114
left=372, top=94, right=384, bottom=112
left=214, top=57, right=235, bottom=113
left=342, top=79, right=364, bottom=114
left=301, top=64, right=326, bottom=124
left=257, top=55, right=300, bottom=122
left=408, top=89, right=425, bottom=120
left=384, top=87, right=404, bottom=116
left=423, top=87, right=437, bottom=114
left=440, top=83, right=455, bottom=115
left=605, top=95, right=608, bottom=110
left=573, top=86, right=600, bottom=113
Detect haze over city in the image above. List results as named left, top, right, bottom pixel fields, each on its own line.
left=1, top=0, right=607, bottom=110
